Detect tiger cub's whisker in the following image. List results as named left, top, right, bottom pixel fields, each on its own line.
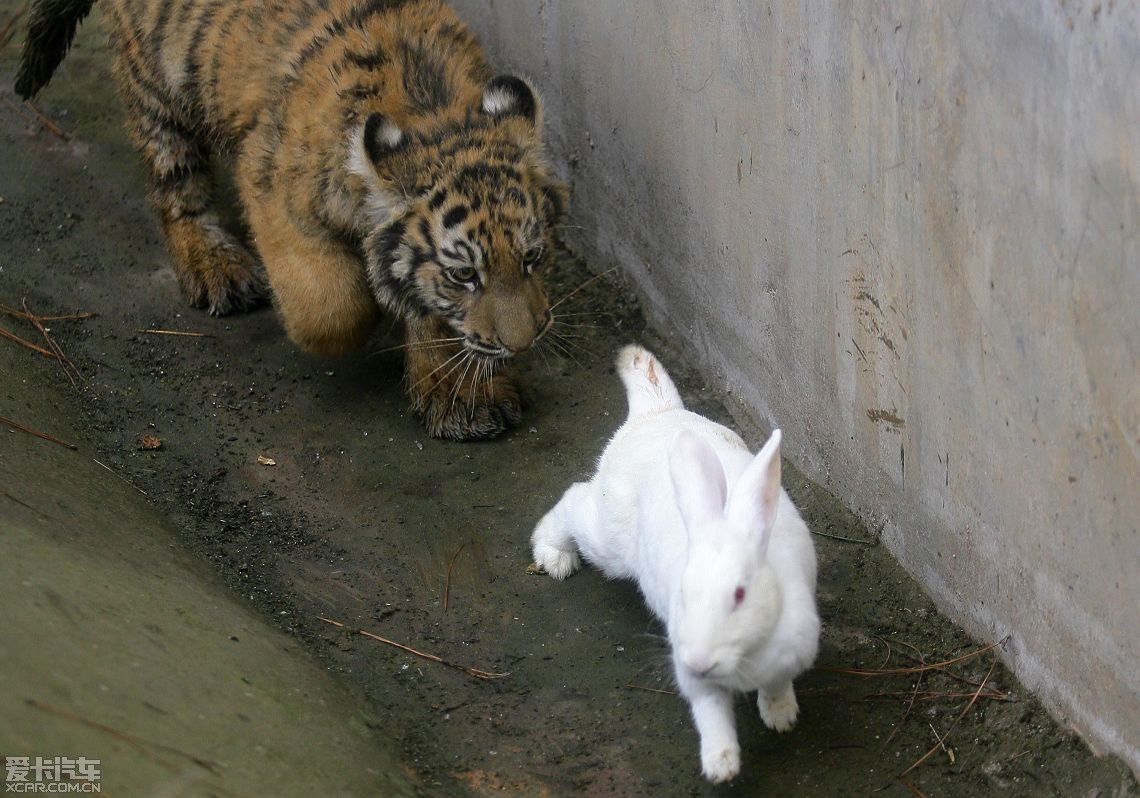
left=410, top=348, right=468, bottom=391
left=549, top=267, right=618, bottom=311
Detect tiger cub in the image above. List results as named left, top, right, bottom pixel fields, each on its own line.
left=16, top=0, right=568, bottom=440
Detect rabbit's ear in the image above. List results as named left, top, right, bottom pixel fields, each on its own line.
left=669, top=431, right=727, bottom=530
left=726, top=429, right=783, bottom=550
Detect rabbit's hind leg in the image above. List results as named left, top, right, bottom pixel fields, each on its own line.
left=530, top=482, right=593, bottom=580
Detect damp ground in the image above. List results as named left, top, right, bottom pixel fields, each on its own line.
left=0, top=6, right=1135, bottom=796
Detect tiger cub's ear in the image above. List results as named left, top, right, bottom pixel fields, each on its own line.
left=351, top=114, right=410, bottom=225
left=481, top=75, right=539, bottom=125
left=363, top=113, right=406, bottom=165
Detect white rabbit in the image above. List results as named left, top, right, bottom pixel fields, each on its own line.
left=531, top=344, right=820, bottom=783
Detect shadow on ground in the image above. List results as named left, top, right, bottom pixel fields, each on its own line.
left=0, top=5, right=1135, bottom=796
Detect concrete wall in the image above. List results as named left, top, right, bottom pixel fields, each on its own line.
left=451, top=0, right=1140, bottom=771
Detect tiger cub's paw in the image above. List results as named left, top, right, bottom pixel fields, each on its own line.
left=416, top=363, right=523, bottom=441
left=174, top=237, right=268, bottom=317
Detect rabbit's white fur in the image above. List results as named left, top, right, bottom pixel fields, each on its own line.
left=532, top=345, right=820, bottom=783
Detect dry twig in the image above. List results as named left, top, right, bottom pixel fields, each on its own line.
left=22, top=100, right=70, bottom=141
left=824, top=636, right=1011, bottom=750
left=893, top=647, right=1001, bottom=692
left=28, top=699, right=216, bottom=773
left=873, top=635, right=894, bottom=669
left=0, top=4, right=26, bottom=50
left=0, top=414, right=77, bottom=450
left=874, top=635, right=926, bottom=744
left=810, top=528, right=877, bottom=545
left=887, top=670, right=924, bottom=744
left=864, top=689, right=1010, bottom=703
left=897, top=775, right=930, bottom=798
left=0, top=324, right=58, bottom=358
left=442, top=542, right=466, bottom=612
left=817, top=637, right=1008, bottom=677
left=625, top=683, right=677, bottom=696
left=318, top=616, right=508, bottom=681
left=929, top=722, right=956, bottom=764
left=93, top=458, right=148, bottom=496
left=23, top=299, right=82, bottom=388
left=136, top=328, right=213, bottom=338
left=898, top=659, right=999, bottom=780
left=0, top=303, right=96, bottom=322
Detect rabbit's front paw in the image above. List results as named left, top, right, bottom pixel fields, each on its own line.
left=758, top=685, right=799, bottom=732
left=701, top=744, right=741, bottom=783
left=532, top=541, right=580, bottom=580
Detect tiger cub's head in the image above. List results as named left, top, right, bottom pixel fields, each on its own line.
left=359, top=76, right=568, bottom=358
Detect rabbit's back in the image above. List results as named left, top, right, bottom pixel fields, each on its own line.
left=582, top=410, right=749, bottom=612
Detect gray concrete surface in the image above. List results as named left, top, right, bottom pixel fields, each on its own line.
left=1, top=346, right=416, bottom=796
left=0, top=351, right=419, bottom=793
left=449, top=0, right=1140, bottom=774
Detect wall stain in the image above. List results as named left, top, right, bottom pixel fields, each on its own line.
left=867, top=408, right=906, bottom=428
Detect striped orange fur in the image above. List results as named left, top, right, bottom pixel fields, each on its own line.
left=17, top=0, right=568, bottom=439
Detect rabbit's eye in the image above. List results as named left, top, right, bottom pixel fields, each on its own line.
left=733, top=586, right=746, bottom=606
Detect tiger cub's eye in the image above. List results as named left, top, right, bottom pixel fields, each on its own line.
left=448, top=264, right=477, bottom=284
left=522, top=245, right=544, bottom=272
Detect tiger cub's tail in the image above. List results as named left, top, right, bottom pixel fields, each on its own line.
left=15, top=0, right=97, bottom=99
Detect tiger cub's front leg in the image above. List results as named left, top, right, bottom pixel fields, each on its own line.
left=404, top=315, right=523, bottom=441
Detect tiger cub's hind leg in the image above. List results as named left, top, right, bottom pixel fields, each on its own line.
left=124, top=93, right=266, bottom=315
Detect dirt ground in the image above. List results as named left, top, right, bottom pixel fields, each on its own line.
left=0, top=6, right=1135, bottom=796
